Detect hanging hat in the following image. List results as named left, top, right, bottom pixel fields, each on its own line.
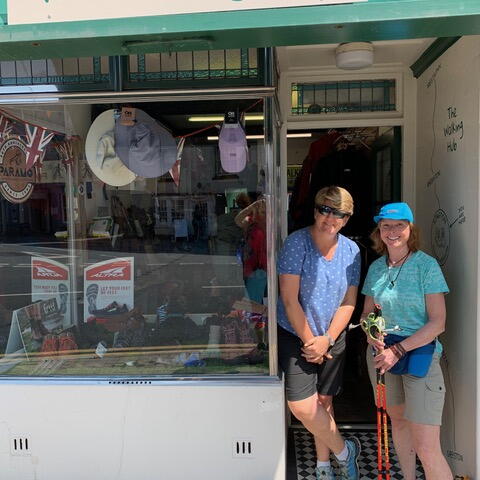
left=114, top=109, right=177, bottom=179
left=85, top=110, right=137, bottom=186
left=218, top=122, right=248, bottom=173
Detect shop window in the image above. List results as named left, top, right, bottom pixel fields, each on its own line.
left=0, top=57, right=111, bottom=92
left=125, top=48, right=262, bottom=87
left=0, top=49, right=267, bottom=94
left=0, top=100, right=270, bottom=377
left=291, top=79, right=396, bottom=115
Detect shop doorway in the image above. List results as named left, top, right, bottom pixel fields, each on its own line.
left=286, top=126, right=402, bottom=424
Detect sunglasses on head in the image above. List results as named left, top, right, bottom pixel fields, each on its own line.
left=315, top=204, right=350, bottom=219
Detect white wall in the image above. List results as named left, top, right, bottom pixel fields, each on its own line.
left=416, top=35, right=480, bottom=478
left=0, top=380, right=285, bottom=480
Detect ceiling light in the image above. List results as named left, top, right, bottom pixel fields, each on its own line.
left=207, top=135, right=264, bottom=140
left=287, top=133, right=312, bottom=138
left=335, top=42, right=374, bottom=70
left=207, top=133, right=312, bottom=141
left=189, top=114, right=264, bottom=122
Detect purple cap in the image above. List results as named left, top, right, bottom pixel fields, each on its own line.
left=218, top=122, right=248, bottom=173
left=115, top=109, right=177, bottom=179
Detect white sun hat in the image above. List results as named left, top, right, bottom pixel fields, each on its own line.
left=85, top=109, right=137, bottom=186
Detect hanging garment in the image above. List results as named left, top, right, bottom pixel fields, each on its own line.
left=289, top=131, right=341, bottom=230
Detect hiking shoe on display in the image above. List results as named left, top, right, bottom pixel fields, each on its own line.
left=40, top=334, right=59, bottom=355
left=336, top=437, right=361, bottom=480
left=58, top=332, right=78, bottom=352
left=315, top=464, right=335, bottom=480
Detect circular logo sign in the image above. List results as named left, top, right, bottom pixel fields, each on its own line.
left=0, top=137, right=36, bottom=203
left=431, top=209, right=450, bottom=265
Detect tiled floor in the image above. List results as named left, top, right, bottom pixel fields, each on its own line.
left=290, top=427, right=426, bottom=480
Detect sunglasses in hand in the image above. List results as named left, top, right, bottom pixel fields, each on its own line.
left=315, top=204, right=350, bottom=219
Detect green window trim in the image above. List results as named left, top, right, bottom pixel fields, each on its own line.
left=0, top=49, right=269, bottom=94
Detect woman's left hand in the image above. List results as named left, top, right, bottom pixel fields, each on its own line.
left=373, top=347, right=399, bottom=374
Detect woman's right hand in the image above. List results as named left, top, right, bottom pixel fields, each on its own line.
left=301, top=336, right=332, bottom=363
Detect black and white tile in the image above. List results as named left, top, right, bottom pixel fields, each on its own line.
left=293, top=429, right=425, bottom=479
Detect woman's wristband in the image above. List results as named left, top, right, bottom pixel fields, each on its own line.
left=389, top=343, right=406, bottom=359
left=396, top=342, right=406, bottom=356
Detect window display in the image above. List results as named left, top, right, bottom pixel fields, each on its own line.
left=0, top=99, right=271, bottom=377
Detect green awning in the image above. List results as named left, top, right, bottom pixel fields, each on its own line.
left=0, top=0, right=480, bottom=60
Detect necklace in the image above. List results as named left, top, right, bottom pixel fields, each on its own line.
left=386, top=251, right=410, bottom=288
left=387, top=250, right=410, bottom=266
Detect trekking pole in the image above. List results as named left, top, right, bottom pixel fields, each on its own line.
left=363, top=304, right=391, bottom=480
left=378, top=366, right=391, bottom=480
left=376, top=368, right=383, bottom=480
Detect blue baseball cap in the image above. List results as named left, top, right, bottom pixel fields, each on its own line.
left=374, top=202, right=414, bottom=224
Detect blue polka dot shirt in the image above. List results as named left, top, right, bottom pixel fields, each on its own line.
left=277, top=228, right=361, bottom=336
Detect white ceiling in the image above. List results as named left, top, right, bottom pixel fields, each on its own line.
left=277, top=38, right=435, bottom=71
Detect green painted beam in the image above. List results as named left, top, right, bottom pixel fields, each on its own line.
left=0, top=0, right=480, bottom=60
left=410, top=37, right=461, bottom=78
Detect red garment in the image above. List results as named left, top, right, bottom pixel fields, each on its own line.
left=290, top=131, right=341, bottom=220
left=243, top=223, right=267, bottom=277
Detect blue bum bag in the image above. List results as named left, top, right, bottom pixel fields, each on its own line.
left=383, top=334, right=435, bottom=378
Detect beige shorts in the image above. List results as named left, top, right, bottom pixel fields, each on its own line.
left=366, top=346, right=446, bottom=426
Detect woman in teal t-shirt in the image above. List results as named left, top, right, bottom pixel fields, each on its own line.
left=361, top=202, right=453, bottom=480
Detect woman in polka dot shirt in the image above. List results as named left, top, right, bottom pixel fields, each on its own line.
left=277, top=186, right=361, bottom=480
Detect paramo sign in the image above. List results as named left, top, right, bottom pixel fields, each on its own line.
left=8, top=0, right=365, bottom=25
left=0, top=137, right=36, bottom=203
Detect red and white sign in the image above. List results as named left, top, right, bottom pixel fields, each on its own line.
left=31, top=257, right=71, bottom=327
left=84, top=257, right=134, bottom=323
left=9, top=1, right=365, bottom=25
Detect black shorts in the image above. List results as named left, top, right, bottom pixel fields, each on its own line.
left=277, top=325, right=346, bottom=402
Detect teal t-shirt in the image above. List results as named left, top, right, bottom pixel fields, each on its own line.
left=362, top=250, right=449, bottom=352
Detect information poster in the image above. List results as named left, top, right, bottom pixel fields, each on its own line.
left=83, top=257, right=134, bottom=323
left=31, top=257, right=71, bottom=328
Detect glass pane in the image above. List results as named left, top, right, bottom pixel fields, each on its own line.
left=193, top=51, right=209, bottom=73
left=225, top=49, right=241, bottom=69
left=177, top=52, right=193, bottom=72
left=326, top=86, right=337, bottom=109
left=78, top=57, right=94, bottom=76
left=0, top=100, right=270, bottom=377
left=291, top=80, right=397, bottom=115
left=209, top=50, right=226, bottom=71
left=248, top=48, right=258, bottom=69
left=62, top=58, right=78, bottom=76
left=100, top=57, right=110, bottom=75
left=145, top=54, right=161, bottom=73
left=31, top=60, right=48, bottom=78
left=160, top=52, right=177, bottom=73
left=16, top=61, right=32, bottom=78
left=129, top=55, right=138, bottom=73
left=0, top=61, right=16, bottom=78
left=49, top=58, right=63, bottom=77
